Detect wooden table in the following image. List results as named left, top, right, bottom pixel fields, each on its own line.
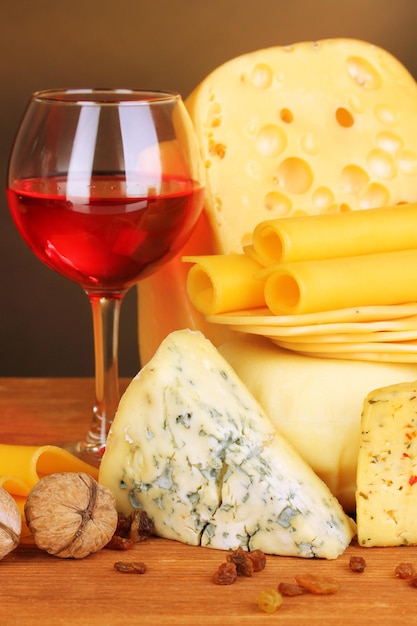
left=1, top=378, right=417, bottom=625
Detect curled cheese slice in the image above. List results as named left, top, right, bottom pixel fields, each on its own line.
left=253, top=203, right=417, bottom=265
left=183, top=254, right=265, bottom=315
left=262, top=249, right=417, bottom=316
left=0, top=444, right=99, bottom=539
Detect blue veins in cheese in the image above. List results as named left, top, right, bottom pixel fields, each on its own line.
left=99, top=329, right=355, bottom=558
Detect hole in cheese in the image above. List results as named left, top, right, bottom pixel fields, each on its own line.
left=280, top=108, right=293, bottom=123
left=360, top=182, right=390, bottom=208
left=264, top=190, right=292, bottom=215
left=275, top=157, right=313, bottom=194
left=376, top=130, right=404, bottom=153
left=206, top=101, right=222, bottom=128
left=340, top=164, right=369, bottom=193
left=346, top=55, right=382, bottom=89
left=367, top=148, right=397, bottom=179
left=339, top=203, right=352, bottom=212
left=397, top=149, right=417, bottom=176
left=312, top=186, right=335, bottom=211
left=256, top=124, right=287, bottom=157
left=335, top=107, right=354, bottom=128
left=251, top=63, right=273, bottom=89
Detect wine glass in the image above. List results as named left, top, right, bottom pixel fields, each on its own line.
left=7, top=88, right=205, bottom=465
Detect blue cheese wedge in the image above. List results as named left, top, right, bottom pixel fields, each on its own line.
left=99, top=329, right=355, bottom=558
left=356, top=380, right=417, bottom=547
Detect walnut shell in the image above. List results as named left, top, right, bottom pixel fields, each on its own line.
left=24, top=472, right=118, bottom=559
left=0, top=487, right=21, bottom=559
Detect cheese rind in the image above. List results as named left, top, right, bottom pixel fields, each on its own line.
left=356, top=381, right=417, bottom=546
left=99, top=329, right=355, bottom=558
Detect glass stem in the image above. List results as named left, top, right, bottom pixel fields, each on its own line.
left=84, top=293, right=124, bottom=456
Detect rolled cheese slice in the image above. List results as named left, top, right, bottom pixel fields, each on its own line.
left=183, top=254, right=265, bottom=315
left=262, top=249, right=417, bottom=316
left=253, top=203, right=417, bottom=265
left=219, top=334, right=417, bottom=512
left=0, top=444, right=99, bottom=539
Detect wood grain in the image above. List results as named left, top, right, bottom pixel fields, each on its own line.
left=1, top=378, right=416, bottom=625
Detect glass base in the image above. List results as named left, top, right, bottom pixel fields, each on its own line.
left=62, top=438, right=106, bottom=468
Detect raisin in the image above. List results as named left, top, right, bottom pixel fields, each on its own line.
left=257, top=589, right=283, bottom=613
left=114, top=561, right=147, bottom=574
left=247, top=549, right=266, bottom=572
left=278, top=581, right=307, bottom=596
left=226, top=547, right=254, bottom=577
left=395, top=562, right=416, bottom=579
left=130, top=510, right=155, bottom=542
left=295, top=573, right=340, bottom=595
left=349, top=556, right=366, bottom=573
left=212, top=561, right=238, bottom=585
left=106, top=510, right=154, bottom=550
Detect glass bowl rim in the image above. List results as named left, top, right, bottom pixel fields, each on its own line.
left=31, top=88, right=182, bottom=106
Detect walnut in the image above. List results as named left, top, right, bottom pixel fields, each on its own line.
left=0, top=487, right=21, bottom=559
left=24, top=472, right=118, bottom=559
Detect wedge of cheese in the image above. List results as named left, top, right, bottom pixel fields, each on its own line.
left=99, top=329, right=355, bottom=558
left=356, top=381, right=417, bottom=546
left=138, top=38, right=417, bottom=363
left=219, top=335, right=417, bottom=512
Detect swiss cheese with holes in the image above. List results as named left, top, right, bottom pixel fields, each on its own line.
left=138, top=39, right=417, bottom=362
left=186, top=38, right=417, bottom=253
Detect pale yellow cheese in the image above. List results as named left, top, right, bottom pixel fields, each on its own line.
left=262, top=249, right=417, bottom=316
left=252, top=203, right=417, bottom=266
left=185, top=39, right=417, bottom=255
left=356, top=381, right=417, bottom=546
left=219, top=334, right=417, bottom=512
left=183, top=254, right=265, bottom=315
left=138, top=39, right=417, bottom=363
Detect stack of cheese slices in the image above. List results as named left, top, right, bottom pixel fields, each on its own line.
left=184, top=203, right=417, bottom=363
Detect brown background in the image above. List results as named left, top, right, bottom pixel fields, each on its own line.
left=1, top=0, right=417, bottom=377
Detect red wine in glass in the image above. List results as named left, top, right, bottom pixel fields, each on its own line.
left=7, top=89, right=205, bottom=465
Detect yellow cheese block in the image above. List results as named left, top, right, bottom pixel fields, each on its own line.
left=219, top=335, right=417, bottom=512
left=137, top=39, right=417, bottom=363
left=184, top=254, right=265, bottom=315
left=253, top=203, right=417, bottom=266
left=185, top=39, right=417, bottom=254
left=0, top=445, right=99, bottom=540
left=262, top=249, right=417, bottom=316
left=356, top=381, right=417, bottom=546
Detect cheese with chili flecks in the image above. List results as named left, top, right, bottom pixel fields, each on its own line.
left=356, top=381, right=417, bottom=546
